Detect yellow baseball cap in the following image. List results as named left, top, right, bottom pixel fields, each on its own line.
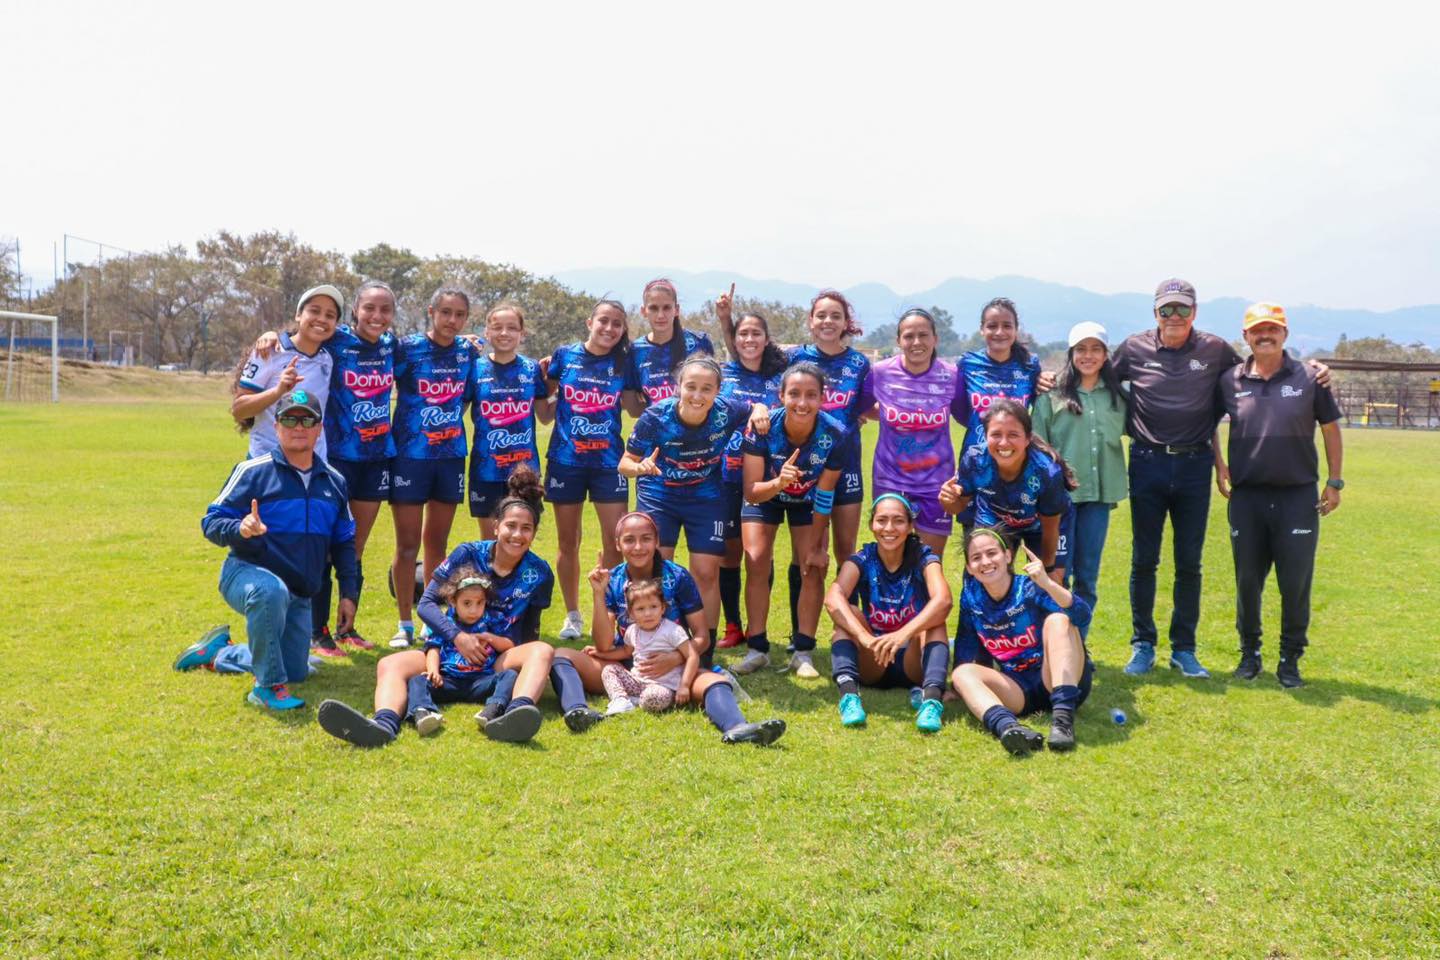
left=1242, top=302, right=1288, bottom=331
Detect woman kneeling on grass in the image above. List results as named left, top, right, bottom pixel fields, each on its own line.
left=317, top=468, right=556, bottom=745
left=574, top=512, right=786, bottom=745
left=823, top=494, right=953, bottom=733
left=951, top=528, right=1094, bottom=755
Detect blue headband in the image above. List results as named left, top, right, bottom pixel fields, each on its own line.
left=871, top=492, right=917, bottom=518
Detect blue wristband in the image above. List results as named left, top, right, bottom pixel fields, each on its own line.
left=812, top=487, right=835, bottom=516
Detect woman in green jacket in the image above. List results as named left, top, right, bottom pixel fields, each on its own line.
left=1032, top=322, right=1127, bottom=639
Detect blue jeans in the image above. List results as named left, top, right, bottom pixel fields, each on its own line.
left=212, top=556, right=313, bottom=687
left=405, top=670, right=517, bottom=721
left=1070, top=501, right=1114, bottom=641
left=1127, top=446, right=1212, bottom=652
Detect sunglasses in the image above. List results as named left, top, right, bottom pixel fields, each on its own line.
left=1157, top=304, right=1193, bottom=319
left=278, top=414, right=320, bottom=428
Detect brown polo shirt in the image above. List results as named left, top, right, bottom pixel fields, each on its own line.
left=1112, top=327, right=1243, bottom=447
left=1217, top=354, right=1341, bottom=487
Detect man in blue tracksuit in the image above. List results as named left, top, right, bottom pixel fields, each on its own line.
left=174, top=389, right=361, bottom=710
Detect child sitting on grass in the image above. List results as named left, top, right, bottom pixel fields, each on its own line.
left=596, top=578, right=697, bottom=716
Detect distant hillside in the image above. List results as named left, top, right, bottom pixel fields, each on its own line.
left=553, top=267, right=1440, bottom=351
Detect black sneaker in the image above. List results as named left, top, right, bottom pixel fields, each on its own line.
left=317, top=700, right=395, bottom=748
left=1000, top=724, right=1045, bottom=756
left=484, top=704, right=542, bottom=743
left=1277, top=657, right=1304, bottom=688
left=563, top=706, right=604, bottom=733
left=1234, top=651, right=1263, bottom=680
left=1047, top=714, right=1076, bottom=752
left=721, top=718, right=787, bottom=746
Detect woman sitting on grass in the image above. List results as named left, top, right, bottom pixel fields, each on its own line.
left=823, top=494, right=953, bottom=733
left=316, top=468, right=556, bottom=745
left=950, top=528, right=1094, bottom=755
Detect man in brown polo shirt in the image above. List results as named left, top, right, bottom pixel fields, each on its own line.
left=1215, top=303, right=1343, bottom=688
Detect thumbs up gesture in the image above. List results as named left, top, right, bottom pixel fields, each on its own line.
left=775, top=448, right=802, bottom=489
left=277, top=356, right=302, bottom=392
left=638, top=447, right=663, bottom=477
left=240, top=499, right=268, bottom=539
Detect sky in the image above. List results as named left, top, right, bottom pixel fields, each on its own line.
left=5, top=0, right=1438, bottom=311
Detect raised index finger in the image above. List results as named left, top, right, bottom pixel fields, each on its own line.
left=250, top=498, right=260, bottom=517
left=728, top=282, right=735, bottom=301
left=784, top=448, right=800, bottom=467
left=1021, top=543, right=1040, bottom=562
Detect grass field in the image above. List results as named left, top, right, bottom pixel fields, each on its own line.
left=2, top=384, right=1438, bottom=959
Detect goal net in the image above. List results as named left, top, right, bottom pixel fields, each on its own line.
left=1, top=311, right=59, bottom=402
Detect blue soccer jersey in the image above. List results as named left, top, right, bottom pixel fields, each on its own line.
left=959, top=350, right=1041, bottom=450
left=393, top=333, right=477, bottom=460
left=740, top=408, right=854, bottom=505
left=547, top=342, right=636, bottom=469
left=631, top=329, right=714, bottom=405
left=720, top=362, right=781, bottom=485
left=470, top=353, right=548, bottom=482
left=847, top=542, right=941, bottom=634
left=626, top=396, right=752, bottom=502
left=323, top=326, right=396, bottom=462
left=425, top=614, right=501, bottom=678
left=420, top=540, right=555, bottom=645
left=604, top=558, right=705, bottom=642
left=955, top=574, right=1092, bottom=674
left=788, top=344, right=871, bottom=434
left=956, top=443, right=1071, bottom=534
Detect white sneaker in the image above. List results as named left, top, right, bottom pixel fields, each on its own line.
left=716, top=668, right=752, bottom=702
left=413, top=708, right=444, bottom=736
left=605, top=697, right=637, bottom=716
left=558, top=611, right=585, bottom=641
left=790, top=651, right=820, bottom=679
left=388, top=627, right=413, bottom=649
left=731, top=650, right=770, bottom=675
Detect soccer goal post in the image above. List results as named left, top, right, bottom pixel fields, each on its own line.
left=1, top=310, right=60, bottom=403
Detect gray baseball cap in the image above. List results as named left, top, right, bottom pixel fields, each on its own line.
left=1154, top=278, right=1196, bottom=308
left=277, top=388, right=323, bottom=421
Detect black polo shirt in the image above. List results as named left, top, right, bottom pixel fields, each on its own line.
left=1217, top=354, right=1341, bottom=487
left=1112, top=327, right=1243, bottom=447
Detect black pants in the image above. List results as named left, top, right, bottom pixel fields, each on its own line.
left=1228, top=484, right=1320, bottom=658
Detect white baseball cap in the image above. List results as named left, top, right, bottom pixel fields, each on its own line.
left=1067, top=321, right=1109, bottom=348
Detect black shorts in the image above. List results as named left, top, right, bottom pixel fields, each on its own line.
left=332, top=457, right=391, bottom=502
left=391, top=457, right=465, bottom=505
left=1011, top=657, right=1094, bottom=716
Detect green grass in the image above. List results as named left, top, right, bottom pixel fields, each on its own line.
left=1, top=398, right=1437, bottom=959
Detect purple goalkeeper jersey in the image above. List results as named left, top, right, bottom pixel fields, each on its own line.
left=859, top=355, right=967, bottom=493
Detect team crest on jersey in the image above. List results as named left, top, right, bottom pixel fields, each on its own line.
left=816, top=433, right=834, bottom=451
left=1027, top=474, right=1041, bottom=492
left=521, top=568, right=540, bottom=586
left=1189, top=359, right=1209, bottom=372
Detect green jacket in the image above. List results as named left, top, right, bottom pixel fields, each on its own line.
left=1032, top=382, right=1128, bottom=505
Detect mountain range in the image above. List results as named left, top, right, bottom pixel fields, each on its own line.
left=552, top=267, right=1439, bottom=351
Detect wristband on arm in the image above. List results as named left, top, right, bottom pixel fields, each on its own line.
left=812, top=488, right=835, bottom=516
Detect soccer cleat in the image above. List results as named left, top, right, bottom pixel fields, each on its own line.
left=318, top=699, right=393, bottom=746
left=730, top=650, right=770, bottom=675
left=563, top=706, right=604, bottom=733
left=173, top=624, right=231, bottom=671
left=1233, top=651, right=1263, bottom=680
left=915, top=699, right=944, bottom=734
left=558, top=611, right=585, bottom=641
left=336, top=629, right=375, bottom=651
left=1000, top=724, right=1045, bottom=755
left=908, top=686, right=924, bottom=711
left=721, top=718, right=787, bottom=746
left=789, top=652, right=820, bottom=679
left=1276, top=656, right=1305, bottom=688
left=838, top=692, right=867, bottom=727
left=413, top=708, right=444, bottom=737
left=1124, top=642, right=1156, bottom=675
left=717, top=623, right=746, bottom=649
left=1047, top=714, right=1076, bottom=751
left=606, top=697, right=637, bottom=716
left=311, top=628, right=347, bottom=658
left=247, top=683, right=305, bottom=711
left=484, top=704, right=543, bottom=742
left=388, top=626, right=413, bottom=649
left=1169, top=650, right=1211, bottom=679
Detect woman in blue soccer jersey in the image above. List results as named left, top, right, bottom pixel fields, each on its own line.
left=732, top=362, right=853, bottom=679
left=824, top=494, right=953, bottom=733
left=939, top=399, right=1078, bottom=583
left=316, top=468, right=560, bottom=745
left=245, top=281, right=396, bottom=653
left=469, top=302, right=552, bottom=540
left=630, top=277, right=714, bottom=406
left=951, top=527, right=1094, bottom=754
left=543, top=298, right=646, bottom=642
left=387, top=287, right=478, bottom=649
left=957, top=297, right=1049, bottom=452
left=563, top=512, right=785, bottom=744
left=618, top=354, right=768, bottom=653
left=714, top=286, right=787, bottom=649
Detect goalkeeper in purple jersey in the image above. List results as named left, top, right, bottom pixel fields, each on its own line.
left=858, top=308, right=968, bottom=558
